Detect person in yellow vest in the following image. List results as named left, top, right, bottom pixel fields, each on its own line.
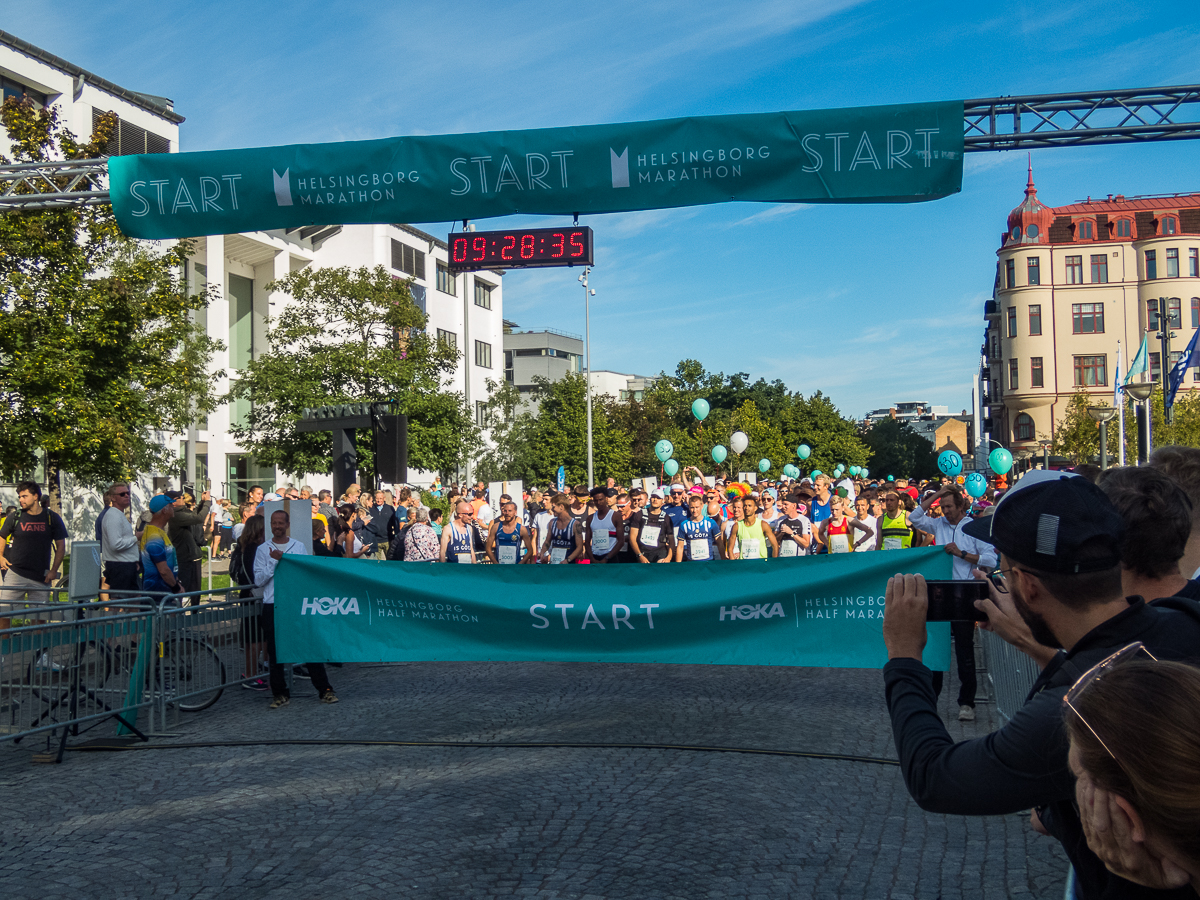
left=730, top=495, right=779, bottom=560
left=875, top=491, right=914, bottom=550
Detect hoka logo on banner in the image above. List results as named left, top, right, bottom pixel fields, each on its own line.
left=719, top=603, right=786, bottom=621
left=301, top=597, right=361, bottom=616
left=273, top=168, right=293, bottom=206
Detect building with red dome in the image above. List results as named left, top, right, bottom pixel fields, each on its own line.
left=984, top=167, right=1200, bottom=454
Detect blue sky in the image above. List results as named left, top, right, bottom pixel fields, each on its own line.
left=10, top=1, right=1200, bottom=416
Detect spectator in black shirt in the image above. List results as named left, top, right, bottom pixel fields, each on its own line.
left=359, top=490, right=397, bottom=559
left=882, top=470, right=1200, bottom=900
left=0, top=481, right=68, bottom=626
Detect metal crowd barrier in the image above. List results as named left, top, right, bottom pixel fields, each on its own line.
left=978, top=629, right=1042, bottom=722
left=0, top=585, right=261, bottom=761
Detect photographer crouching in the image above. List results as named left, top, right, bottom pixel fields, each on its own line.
left=882, top=470, right=1200, bottom=900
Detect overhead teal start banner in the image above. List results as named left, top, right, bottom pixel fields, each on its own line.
left=274, top=548, right=953, bottom=670
left=109, top=101, right=964, bottom=239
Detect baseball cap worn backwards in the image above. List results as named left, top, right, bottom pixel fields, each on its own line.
left=962, top=470, right=1123, bottom=574
left=149, top=494, right=173, bottom=514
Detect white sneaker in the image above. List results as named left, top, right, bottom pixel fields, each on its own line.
left=35, top=652, right=63, bottom=672
left=958, top=705, right=975, bottom=721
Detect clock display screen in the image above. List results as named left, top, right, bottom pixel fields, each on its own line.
left=448, top=226, right=593, bottom=272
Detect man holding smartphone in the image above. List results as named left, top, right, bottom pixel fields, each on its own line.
left=881, top=471, right=1200, bottom=900
left=909, top=485, right=997, bottom=721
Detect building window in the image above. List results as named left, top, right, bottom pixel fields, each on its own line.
left=1074, top=355, right=1107, bottom=387
left=1027, top=257, right=1041, bottom=285
left=504, top=350, right=514, bottom=383
left=1149, top=298, right=1182, bottom=329
left=436, top=328, right=456, bottom=349
left=91, top=108, right=171, bottom=155
left=436, top=262, right=457, bottom=295
left=1, top=74, right=48, bottom=107
left=1031, top=357, right=1044, bottom=388
left=1146, top=249, right=1158, bottom=280
left=1077, top=220, right=1093, bottom=240
left=1163, top=216, right=1178, bottom=235
left=474, top=281, right=493, bottom=309
left=1014, top=413, right=1035, bottom=442
left=1007, top=307, right=1017, bottom=337
left=391, top=240, right=425, bottom=279
left=1193, top=297, right=1200, bottom=329
left=475, top=340, right=492, bottom=368
left=1151, top=352, right=1161, bottom=382
left=1008, top=358, right=1019, bottom=390
left=475, top=401, right=489, bottom=427
left=1091, top=254, right=1108, bottom=283
left=1190, top=249, right=1199, bottom=278
left=1005, top=259, right=1016, bottom=289
left=1116, top=218, right=1132, bottom=238
left=1167, top=248, right=1180, bottom=278
left=1029, top=304, right=1042, bottom=335
left=1066, top=255, right=1083, bottom=284
left=1072, top=302, right=1105, bottom=334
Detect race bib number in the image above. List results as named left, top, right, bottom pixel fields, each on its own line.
left=593, top=532, right=611, bottom=554
left=779, top=539, right=798, bottom=558
left=740, top=538, right=761, bottom=560
left=498, top=545, right=517, bottom=565
left=884, top=537, right=903, bottom=551
left=689, top=538, right=711, bottom=561
left=455, top=552, right=473, bottom=565
left=550, top=547, right=567, bottom=565
left=640, top=525, right=661, bottom=547
left=830, top=534, right=850, bottom=554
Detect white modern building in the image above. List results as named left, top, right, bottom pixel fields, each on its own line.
left=1, top=30, right=503, bottom=533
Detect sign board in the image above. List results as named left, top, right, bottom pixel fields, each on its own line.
left=69, top=540, right=102, bottom=600
left=109, top=101, right=964, bottom=240
left=642, top=476, right=658, bottom=496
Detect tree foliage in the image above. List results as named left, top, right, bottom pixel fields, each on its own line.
left=861, top=418, right=939, bottom=480
left=227, top=265, right=479, bottom=479
left=1053, top=387, right=1200, bottom=465
left=0, top=97, right=219, bottom=504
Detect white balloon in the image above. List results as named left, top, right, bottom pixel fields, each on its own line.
left=730, top=431, right=749, bottom=454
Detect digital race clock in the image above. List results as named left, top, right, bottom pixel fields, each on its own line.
left=447, top=226, right=593, bottom=272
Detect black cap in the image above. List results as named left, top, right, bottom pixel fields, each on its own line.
left=605, top=488, right=618, bottom=498
left=164, top=490, right=182, bottom=500
left=962, top=471, right=1123, bottom=574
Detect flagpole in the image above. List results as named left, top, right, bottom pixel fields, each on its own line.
left=1117, top=340, right=1125, bottom=467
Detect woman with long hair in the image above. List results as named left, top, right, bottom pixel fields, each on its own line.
left=338, top=504, right=367, bottom=558
left=1065, top=654, right=1200, bottom=895
left=231, top=514, right=267, bottom=690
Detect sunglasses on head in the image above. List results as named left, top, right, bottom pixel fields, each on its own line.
left=1063, top=641, right=1157, bottom=765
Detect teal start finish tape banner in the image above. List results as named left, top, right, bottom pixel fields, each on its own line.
left=273, top=547, right=953, bottom=670
left=109, top=101, right=964, bottom=239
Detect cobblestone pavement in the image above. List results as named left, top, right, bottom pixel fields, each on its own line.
left=1, top=654, right=1069, bottom=899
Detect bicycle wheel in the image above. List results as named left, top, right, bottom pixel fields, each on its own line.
left=158, top=635, right=225, bottom=711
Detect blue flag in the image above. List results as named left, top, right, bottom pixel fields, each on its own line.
left=556, top=466, right=565, bottom=493
left=1168, top=330, right=1200, bottom=407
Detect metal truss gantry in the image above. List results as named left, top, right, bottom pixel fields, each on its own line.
left=2, top=86, right=1199, bottom=211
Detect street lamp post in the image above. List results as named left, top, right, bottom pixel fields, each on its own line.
left=1153, top=300, right=1180, bottom=425
left=1038, top=438, right=1052, bottom=470
left=578, top=268, right=596, bottom=488
left=1086, top=406, right=1118, bottom=471
left=1124, top=381, right=1155, bottom=463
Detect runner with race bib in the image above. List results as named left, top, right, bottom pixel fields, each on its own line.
left=487, top=500, right=536, bottom=564
left=675, top=493, right=724, bottom=561
left=540, top=493, right=585, bottom=565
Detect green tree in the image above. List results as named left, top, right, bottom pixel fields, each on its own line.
left=227, top=266, right=478, bottom=480
left=0, top=97, right=219, bottom=508
left=861, top=418, right=939, bottom=480
left=775, top=391, right=871, bottom=475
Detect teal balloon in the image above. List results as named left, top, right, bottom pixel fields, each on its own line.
left=711, top=445, right=728, bottom=464
left=989, top=447, right=1014, bottom=475
left=654, top=439, right=674, bottom=462
left=964, top=472, right=988, bottom=498
left=663, top=459, right=680, bottom=477
left=861, top=468, right=870, bottom=478
left=849, top=466, right=860, bottom=476
left=758, top=458, right=771, bottom=473
left=691, top=398, right=710, bottom=421
left=887, top=475, right=894, bottom=481
left=811, top=470, right=822, bottom=479
left=782, top=464, right=799, bottom=479
left=937, top=450, right=964, bottom=477
left=797, top=444, right=812, bottom=460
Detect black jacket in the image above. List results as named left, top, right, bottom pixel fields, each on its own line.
left=168, top=500, right=211, bottom=563
left=884, top=594, right=1200, bottom=900
left=359, top=504, right=397, bottom=548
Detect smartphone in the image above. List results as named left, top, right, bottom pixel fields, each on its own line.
left=925, top=580, right=990, bottom=622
